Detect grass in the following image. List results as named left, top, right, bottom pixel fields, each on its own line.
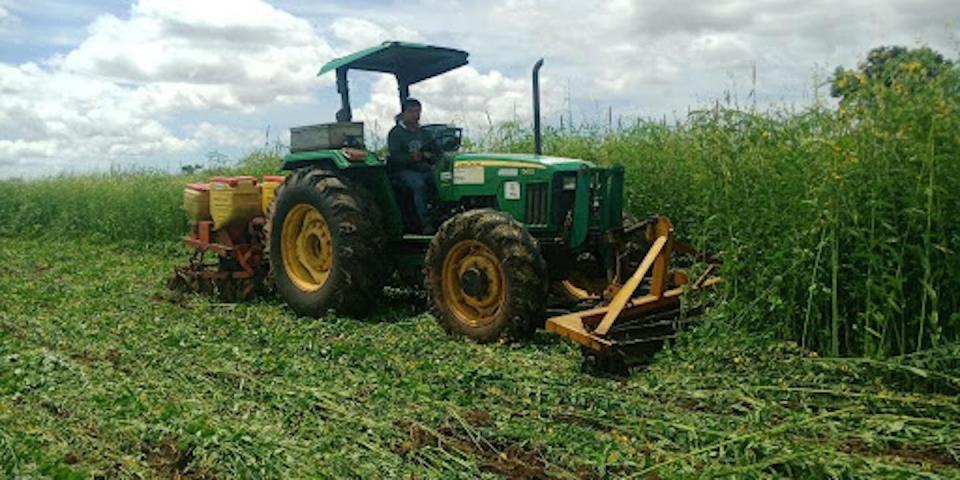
left=1, top=49, right=959, bottom=478
left=3, top=95, right=957, bottom=358
left=0, top=150, right=282, bottom=244
left=486, top=74, right=960, bottom=358
left=1, top=238, right=957, bottom=478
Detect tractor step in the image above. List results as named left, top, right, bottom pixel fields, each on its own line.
left=400, top=233, right=434, bottom=243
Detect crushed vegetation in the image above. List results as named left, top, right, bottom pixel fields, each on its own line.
left=1, top=46, right=959, bottom=478
left=0, top=239, right=957, bottom=478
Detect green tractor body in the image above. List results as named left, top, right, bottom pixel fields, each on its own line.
left=172, top=41, right=720, bottom=372
left=278, top=41, right=624, bottom=284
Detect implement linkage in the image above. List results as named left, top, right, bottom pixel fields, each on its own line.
left=168, top=218, right=269, bottom=302
left=547, top=216, right=722, bottom=374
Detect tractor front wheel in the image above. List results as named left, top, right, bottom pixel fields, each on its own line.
left=266, top=168, right=384, bottom=317
left=425, top=209, right=547, bottom=342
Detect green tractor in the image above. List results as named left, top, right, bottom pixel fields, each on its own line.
left=174, top=42, right=720, bottom=370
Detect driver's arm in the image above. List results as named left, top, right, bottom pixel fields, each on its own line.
left=388, top=127, right=415, bottom=168
left=420, top=129, right=439, bottom=160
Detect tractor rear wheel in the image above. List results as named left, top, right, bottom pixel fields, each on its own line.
left=266, top=168, right=384, bottom=317
left=425, top=209, right=547, bottom=342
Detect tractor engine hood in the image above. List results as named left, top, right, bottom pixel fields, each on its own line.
left=452, top=153, right=596, bottom=172
left=441, top=152, right=620, bottom=250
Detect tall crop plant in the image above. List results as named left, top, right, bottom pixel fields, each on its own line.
left=0, top=48, right=955, bottom=358
left=817, top=53, right=960, bottom=357
left=0, top=152, right=282, bottom=243
left=486, top=51, right=958, bottom=357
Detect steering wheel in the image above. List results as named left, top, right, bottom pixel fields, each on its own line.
left=420, top=132, right=443, bottom=154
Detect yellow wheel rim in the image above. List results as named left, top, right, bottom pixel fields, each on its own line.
left=442, top=240, right=505, bottom=328
left=281, top=204, right=334, bottom=292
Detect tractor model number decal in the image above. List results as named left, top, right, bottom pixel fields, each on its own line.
left=498, top=168, right=518, bottom=177
left=504, top=181, right=521, bottom=200
left=454, top=165, right=485, bottom=185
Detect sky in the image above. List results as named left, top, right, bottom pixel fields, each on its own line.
left=0, top=0, right=957, bottom=179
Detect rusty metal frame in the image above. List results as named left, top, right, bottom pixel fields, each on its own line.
left=545, top=217, right=722, bottom=353
left=172, top=220, right=266, bottom=300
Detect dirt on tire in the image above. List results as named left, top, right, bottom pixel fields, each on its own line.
left=265, top=168, right=386, bottom=318
left=425, top=209, right=548, bottom=342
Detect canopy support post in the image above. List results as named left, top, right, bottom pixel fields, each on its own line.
left=335, top=67, right=352, bottom=122
left=398, top=77, right=410, bottom=107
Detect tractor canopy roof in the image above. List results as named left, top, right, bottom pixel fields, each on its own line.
left=318, top=41, right=469, bottom=85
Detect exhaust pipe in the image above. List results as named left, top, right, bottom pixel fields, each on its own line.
left=532, top=58, right=544, bottom=155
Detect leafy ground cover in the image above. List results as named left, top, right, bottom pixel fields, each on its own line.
left=1, top=46, right=958, bottom=478
left=1, top=238, right=957, bottom=478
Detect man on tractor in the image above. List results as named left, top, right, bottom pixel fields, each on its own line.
left=171, top=41, right=723, bottom=373
left=388, top=98, right=437, bottom=234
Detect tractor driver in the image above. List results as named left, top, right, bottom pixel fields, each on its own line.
left=388, top=98, right=437, bottom=234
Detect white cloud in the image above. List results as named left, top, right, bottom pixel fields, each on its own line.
left=688, top=33, right=756, bottom=69
left=0, top=0, right=545, bottom=178
left=2, top=0, right=958, bottom=177
left=353, top=65, right=562, bottom=140
left=0, top=58, right=268, bottom=174
left=0, top=62, right=196, bottom=169
left=0, top=1, right=18, bottom=31
left=0, top=0, right=344, bottom=177
left=371, top=0, right=957, bottom=116
left=329, top=17, right=423, bottom=55
left=60, top=0, right=334, bottom=108
left=190, top=122, right=263, bottom=147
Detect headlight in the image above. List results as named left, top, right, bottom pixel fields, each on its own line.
left=562, top=175, right=577, bottom=190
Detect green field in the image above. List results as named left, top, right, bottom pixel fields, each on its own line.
left=1, top=47, right=959, bottom=478
left=1, top=238, right=957, bottom=479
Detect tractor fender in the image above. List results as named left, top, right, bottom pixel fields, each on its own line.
left=281, top=149, right=382, bottom=171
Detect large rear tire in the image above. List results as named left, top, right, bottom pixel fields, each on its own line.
left=266, top=168, right=384, bottom=317
left=425, top=209, right=547, bottom=342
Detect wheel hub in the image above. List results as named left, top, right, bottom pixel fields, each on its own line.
left=460, top=267, right=490, bottom=300
left=281, top=204, right=333, bottom=292
left=441, top=240, right=505, bottom=328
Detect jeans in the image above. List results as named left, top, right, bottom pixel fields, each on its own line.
left=393, top=168, right=436, bottom=230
